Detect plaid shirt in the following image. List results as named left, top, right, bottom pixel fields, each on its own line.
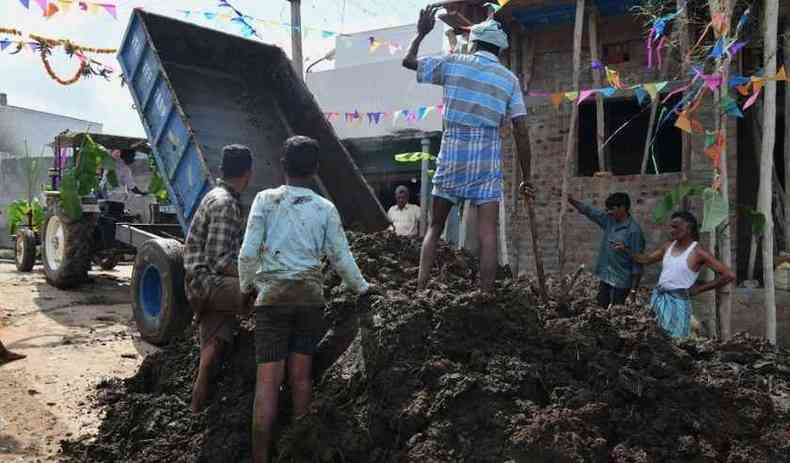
left=184, top=180, right=243, bottom=302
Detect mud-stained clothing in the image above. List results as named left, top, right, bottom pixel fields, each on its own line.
left=238, top=185, right=369, bottom=363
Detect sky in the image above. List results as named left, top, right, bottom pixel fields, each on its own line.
left=0, top=0, right=433, bottom=137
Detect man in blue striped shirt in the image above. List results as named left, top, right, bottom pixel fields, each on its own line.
left=403, top=7, right=529, bottom=296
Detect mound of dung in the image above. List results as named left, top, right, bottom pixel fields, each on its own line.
left=61, top=232, right=790, bottom=463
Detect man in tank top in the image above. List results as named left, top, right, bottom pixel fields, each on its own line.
left=614, top=211, right=735, bottom=337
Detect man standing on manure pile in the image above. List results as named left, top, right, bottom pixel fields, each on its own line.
left=614, top=211, right=735, bottom=337
left=238, top=136, right=374, bottom=463
left=388, top=185, right=421, bottom=237
left=558, top=189, right=645, bottom=308
left=184, top=144, right=256, bottom=413
left=403, top=7, right=528, bottom=297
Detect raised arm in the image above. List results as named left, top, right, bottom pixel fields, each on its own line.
left=403, top=6, right=439, bottom=70
left=689, top=247, right=736, bottom=296
left=614, top=241, right=668, bottom=266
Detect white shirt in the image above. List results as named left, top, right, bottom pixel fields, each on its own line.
left=658, top=241, right=701, bottom=290
left=238, top=185, right=369, bottom=306
left=387, top=203, right=421, bottom=237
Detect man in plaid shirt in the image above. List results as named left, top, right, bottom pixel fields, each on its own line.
left=184, top=144, right=255, bottom=412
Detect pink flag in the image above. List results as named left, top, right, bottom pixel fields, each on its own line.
left=100, top=3, right=117, bottom=19
left=33, top=0, right=47, bottom=12
left=743, top=84, right=762, bottom=110
left=576, top=89, right=597, bottom=105
left=702, top=74, right=722, bottom=91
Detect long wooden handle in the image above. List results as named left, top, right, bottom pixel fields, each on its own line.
left=516, top=125, right=548, bottom=301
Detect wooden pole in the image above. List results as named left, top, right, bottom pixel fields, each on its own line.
left=707, top=0, right=735, bottom=341
left=760, top=0, right=778, bottom=344
left=289, top=0, right=304, bottom=77
left=558, top=0, right=585, bottom=274
left=588, top=7, right=606, bottom=172
left=509, top=24, right=524, bottom=277
left=784, top=24, right=790, bottom=253
left=420, top=137, right=432, bottom=237
left=517, top=126, right=548, bottom=301
left=679, top=0, right=692, bottom=187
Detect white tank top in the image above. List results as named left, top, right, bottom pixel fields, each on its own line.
left=657, top=241, right=700, bottom=290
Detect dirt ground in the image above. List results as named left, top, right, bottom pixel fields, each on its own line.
left=0, top=261, right=156, bottom=462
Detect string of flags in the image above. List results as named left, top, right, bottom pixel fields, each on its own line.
left=324, top=105, right=444, bottom=125
left=16, top=0, right=118, bottom=19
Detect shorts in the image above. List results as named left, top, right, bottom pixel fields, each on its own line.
left=432, top=186, right=500, bottom=206
left=193, top=276, right=250, bottom=347
left=255, top=305, right=326, bottom=364
left=596, top=281, right=630, bottom=308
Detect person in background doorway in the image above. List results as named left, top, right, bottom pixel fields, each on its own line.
left=614, top=211, right=735, bottom=338
left=403, top=8, right=528, bottom=297
left=184, top=144, right=256, bottom=413
left=0, top=338, right=25, bottom=365
left=387, top=185, right=421, bottom=237
left=239, top=136, right=374, bottom=463
left=560, top=190, right=645, bottom=307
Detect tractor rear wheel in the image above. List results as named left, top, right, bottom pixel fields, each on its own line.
left=14, top=228, right=36, bottom=272
left=41, top=211, right=95, bottom=289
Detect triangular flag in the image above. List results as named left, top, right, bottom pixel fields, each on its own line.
left=704, top=131, right=725, bottom=168
left=709, top=38, right=726, bottom=59
left=728, top=41, right=747, bottom=56
left=744, top=81, right=763, bottom=110
left=605, top=66, right=622, bottom=89
left=204, top=12, right=217, bottom=20
left=577, top=89, right=596, bottom=105
left=321, top=31, right=335, bottom=39
left=729, top=76, right=750, bottom=87
left=691, top=119, right=705, bottom=134
left=702, top=73, right=723, bottom=91
left=600, top=87, right=617, bottom=97
left=369, top=40, right=382, bottom=53
left=549, top=93, right=563, bottom=108
left=644, top=83, right=659, bottom=101
left=33, top=0, right=47, bottom=12
left=43, top=2, right=59, bottom=17
left=655, top=81, right=669, bottom=93
left=0, top=39, right=11, bottom=51
left=99, top=3, right=117, bottom=19
left=675, top=112, right=692, bottom=133
left=18, top=0, right=30, bottom=8
left=776, top=66, right=787, bottom=81
left=564, top=91, right=578, bottom=102
left=56, top=0, right=72, bottom=11
left=417, top=106, right=429, bottom=119
left=721, top=96, right=743, bottom=118
left=736, top=84, right=751, bottom=96
left=634, top=87, right=649, bottom=106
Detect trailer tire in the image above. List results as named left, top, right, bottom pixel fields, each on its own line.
left=42, top=211, right=95, bottom=289
left=132, top=238, right=191, bottom=346
left=15, top=228, right=36, bottom=272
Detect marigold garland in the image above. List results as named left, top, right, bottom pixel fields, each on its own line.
left=29, top=34, right=116, bottom=54
left=40, top=51, right=87, bottom=85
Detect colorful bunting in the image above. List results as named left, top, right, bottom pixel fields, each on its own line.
left=565, top=91, right=579, bottom=102
left=14, top=0, right=118, bottom=19
left=743, top=80, right=764, bottom=110
left=549, top=93, right=564, bottom=109
left=721, top=96, right=744, bottom=118
left=709, top=38, right=726, bottom=59
left=605, top=66, right=623, bottom=89
left=704, top=131, right=725, bottom=168
left=728, top=41, right=747, bottom=57
left=634, top=87, right=649, bottom=106
left=577, top=89, right=596, bottom=105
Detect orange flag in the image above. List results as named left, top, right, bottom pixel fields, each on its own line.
left=44, top=2, right=60, bottom=17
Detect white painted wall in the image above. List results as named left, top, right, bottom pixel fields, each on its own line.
left=0, top=102, right=101, bottom=246
left=307, top=24, right=446, bottom=140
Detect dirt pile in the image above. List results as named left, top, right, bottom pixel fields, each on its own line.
left=62, top=232, right=790, bottom=462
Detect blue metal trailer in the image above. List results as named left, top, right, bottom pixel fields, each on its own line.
left=113, top=9, right=388, bottom=345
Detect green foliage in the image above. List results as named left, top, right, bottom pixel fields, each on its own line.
left=147, top=155, right=169, bottom=204
left=6, top=199, right=45, bottom=234
left=653, top=182, right=706, bottom=224
left=57, top=135, right=114, bottom=219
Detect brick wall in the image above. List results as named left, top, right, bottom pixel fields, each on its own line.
left=502, top=14, right=738, bottom=284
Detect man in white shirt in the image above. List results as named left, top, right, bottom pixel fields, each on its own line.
left=238, top=136, right=373, bottom=463
left=387, top=185, right=421, bottom=237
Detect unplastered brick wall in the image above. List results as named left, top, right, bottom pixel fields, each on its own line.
left=502, top=14, right=738, bottom=282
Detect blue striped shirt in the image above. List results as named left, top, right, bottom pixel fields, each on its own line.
left=417, top=51, right=526, bottom=127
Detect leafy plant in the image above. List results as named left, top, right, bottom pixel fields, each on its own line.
left=653, top=182, right=706, bottom=224
left=6, top=199, right=45, bottom=234
left=147, top=155, right=170, bottom=204
left=58, top=135, right=115, bottom=220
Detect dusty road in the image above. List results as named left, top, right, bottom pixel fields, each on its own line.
left=0, top=261, right=157, bottom=462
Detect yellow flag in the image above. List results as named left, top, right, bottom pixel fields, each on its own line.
left=675, top=112, right=692, bottom=133
left=776, top=66, right=787, bottom=81
left=644, top=83, right=658, bottom=101
left=564, top=91, right=578, bottom=102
